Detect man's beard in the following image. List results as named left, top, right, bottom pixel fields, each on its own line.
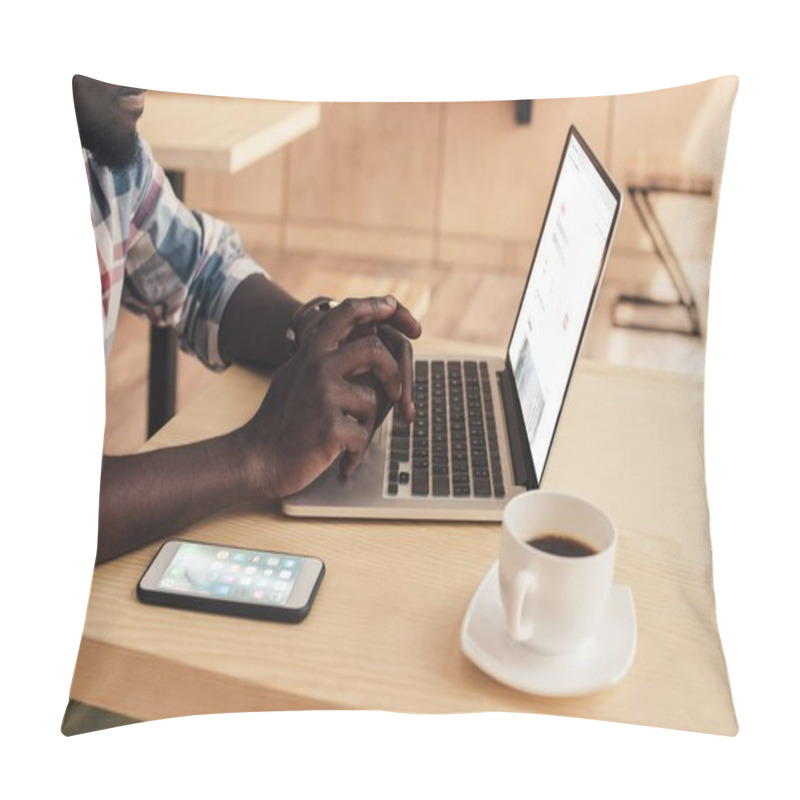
left=78, top=120, right=141, bottom=171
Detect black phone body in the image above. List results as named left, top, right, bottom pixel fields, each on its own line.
left=137, top=539, right=325, bottom=623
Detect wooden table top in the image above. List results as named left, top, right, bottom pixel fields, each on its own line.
left=70, top=341, right=737, bottom=735
left=138, top=91, right=320, bottom=174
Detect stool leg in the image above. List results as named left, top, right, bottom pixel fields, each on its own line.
left=148, top=325, right=177, bottom=438
left=146, top=169, right=184, bottom=437
left=614, top=187, right=701, bottom=337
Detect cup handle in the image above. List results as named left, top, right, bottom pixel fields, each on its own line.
left=506, top=572, right=535, bottom=642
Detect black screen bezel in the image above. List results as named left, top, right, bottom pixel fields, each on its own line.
left=503, top=125, right=622, bottom=489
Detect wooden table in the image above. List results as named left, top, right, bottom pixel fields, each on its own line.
left=139, top=92, right=321, bottom=174
left=70, top=341, right=737, bottom=735
left=137, top=92, right=321, bottom=437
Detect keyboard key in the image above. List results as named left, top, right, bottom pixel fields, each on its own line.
left=387, top=359, right=508, bottom=502
left=433, top=476, right=450, bottom=496
left=412, top=470, right=429, bottom=496
left=474, top=478, right=492, bottom=497
left=393, top=413, right=410, bottom=430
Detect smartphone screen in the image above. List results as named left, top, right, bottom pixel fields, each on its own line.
left=138, top=540, right=325, bottom=622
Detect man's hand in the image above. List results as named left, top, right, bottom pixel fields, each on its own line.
left=96, top=295, right=420, bottom=564
left=297, top=296, right=420, bottom=426
left=243, top=296, right=421, bottom=498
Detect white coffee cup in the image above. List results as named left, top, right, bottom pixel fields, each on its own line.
left=498, top=491, right=617, bottom=654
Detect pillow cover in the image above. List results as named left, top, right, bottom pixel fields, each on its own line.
left=63, top=75, right=738, bottom=737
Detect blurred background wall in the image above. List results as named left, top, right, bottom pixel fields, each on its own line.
left=178, top=77, right=737, bottom=286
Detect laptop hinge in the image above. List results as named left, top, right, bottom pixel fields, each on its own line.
left=498, top=367, right=537, bottom=489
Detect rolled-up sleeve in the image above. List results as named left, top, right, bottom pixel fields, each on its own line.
left=123, top=140, right=267, bottom=370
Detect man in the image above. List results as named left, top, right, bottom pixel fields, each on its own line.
left=72, top=75, right=421, bottom=564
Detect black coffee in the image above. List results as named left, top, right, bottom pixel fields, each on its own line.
left=527, top=533, right=597, bottom=558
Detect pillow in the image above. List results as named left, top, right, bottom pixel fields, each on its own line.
left=63, top=76, right=738, bottom=738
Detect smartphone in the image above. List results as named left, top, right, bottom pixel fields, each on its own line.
left=137, top=539, right=325, bottom=623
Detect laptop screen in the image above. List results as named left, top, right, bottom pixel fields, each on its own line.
left=508, top=127, right=620, bottom=481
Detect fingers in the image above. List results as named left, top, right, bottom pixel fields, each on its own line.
left=379, top=326, right=415, bottom=422
left=337, top=375, right=379, bottom=428
left=332, top=334, right=404, bottom=405
left=337, top=415, right=372, bottom=477
left=285, top=294, right=422, bottom=483
left=312, top=296, right=422, bottom=351
left=313, top=296, right=399, bottom=351
left=383, top=300, right=422, bottom=341
left=328, top=376, right=382, bottom=477
left=346, top=302, right=421, bottom=345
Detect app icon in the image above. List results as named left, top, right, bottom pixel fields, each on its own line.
left=267, top=557, right=280, bottom=567
left=217, top=551, right=230, bottom=560
left=215, top=585, right=231, bottom=595
left=240, top=577, right=252, bottom=586
left=245, top=566, right=257, bottom=575
left=279, top=570, right=292, bottom=580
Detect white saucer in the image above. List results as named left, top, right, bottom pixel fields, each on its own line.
left=461, top=562, right=637, bottom=697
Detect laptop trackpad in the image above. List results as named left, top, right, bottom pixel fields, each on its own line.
left=285, top=430, right=387, bottom=510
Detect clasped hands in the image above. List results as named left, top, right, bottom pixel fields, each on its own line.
left=243, top=296, right=421, bottom=499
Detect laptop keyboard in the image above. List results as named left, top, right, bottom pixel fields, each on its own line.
left=386, top=359, right=505, bottom=499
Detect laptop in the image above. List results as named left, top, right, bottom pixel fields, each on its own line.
left=283, top=125, right=621, bottom=521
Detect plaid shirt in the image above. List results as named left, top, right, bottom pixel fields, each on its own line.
left=85, top=137, right=266, bottom=369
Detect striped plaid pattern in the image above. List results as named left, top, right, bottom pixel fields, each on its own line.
left=85, top=137, right=267, bottom=369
